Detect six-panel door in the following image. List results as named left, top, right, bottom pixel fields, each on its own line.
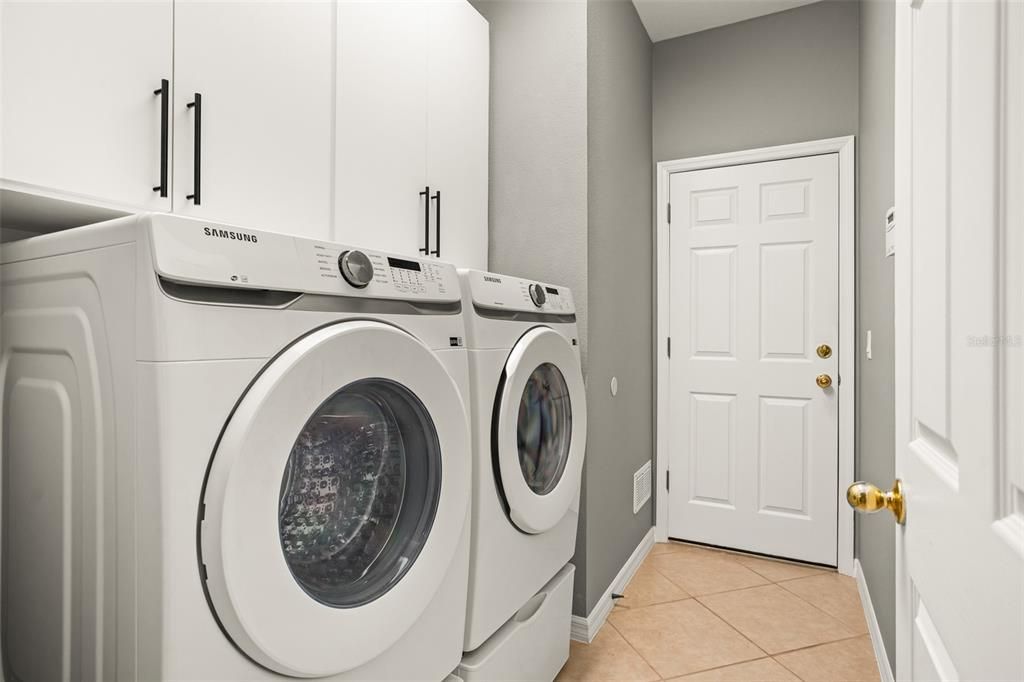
left=668, top=153, right=840, bottom=565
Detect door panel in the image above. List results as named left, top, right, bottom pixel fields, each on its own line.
left=425, top=0, right=489, bottom=269
left=173, top=2, right=333, bottom=237
left=335, top=0, right=429, bottom=255
left=895, top=1, right=1024, bottom=679
left=0, top=1, right=172, bottom=209
left=668, top=154, right=839, bottom=565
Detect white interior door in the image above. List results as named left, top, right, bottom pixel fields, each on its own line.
left=893, top=1, right=1023, bottom=679
left=173, top=1, right=334, bottom=238
left=335, top=0, right=429, bottom=255
left=668, top=154, right=840, bottom=565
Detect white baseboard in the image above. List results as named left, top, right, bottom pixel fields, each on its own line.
left=855, top=559, right=895, bottom=682
left=570, top=527, right=655, bottom=644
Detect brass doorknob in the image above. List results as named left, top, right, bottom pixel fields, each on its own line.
left=816, top=373, right=832, bottom=389
left=846, top=480, right=905, bottom=524
left=817, top=344, right=833, bottom=359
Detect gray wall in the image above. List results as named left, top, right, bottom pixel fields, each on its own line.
left=856, top=0, right=896, bottom=668
left=653, top=0, right=860, bottom=162
left=470, top=0, right=590, bottom=364
left=471, top=0, right=655, bottom=618
left=580, top=0, right=653, bottom=616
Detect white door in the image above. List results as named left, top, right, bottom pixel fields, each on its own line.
left=890, top=1, right=1023, bottom=679
left=425, top=0, right=489, bottom=270
left=496, top=328, right=587, bottom=534
left=173, top=2, right=333, bottom=238
left=335, top=0, right=430, bottom=255
left=0, top=1, right=172, bottom=209
left=668, top=154, right=840, bottom=565
left=201, top=321, right=470, bottom=677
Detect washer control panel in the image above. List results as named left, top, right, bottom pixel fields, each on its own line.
left=148, top=215, right=458, bottom=302
left=465, top=269, right=575, bottom=315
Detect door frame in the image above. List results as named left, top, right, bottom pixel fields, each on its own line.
left=653, top=136, right=856, bottom=576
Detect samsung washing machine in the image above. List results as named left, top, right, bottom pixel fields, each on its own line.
left=456, top=269, right=586, bottom=681
left=1, top=213, right=472, bottom=680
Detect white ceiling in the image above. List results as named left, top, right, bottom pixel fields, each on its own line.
left=631, top=0, right=822, bottom=43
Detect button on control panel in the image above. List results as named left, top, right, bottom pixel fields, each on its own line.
left=467, top=270, right=575, bottom=314
left=308, top=241, right=454, bottom=301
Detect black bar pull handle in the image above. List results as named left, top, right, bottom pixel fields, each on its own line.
left=419, top=186, right=430, bottom=254
left=152, top=79, right=169, bottom=196
left=186, top=93, right=202, bottom=205
left=430, top=189, right=441, bottom=257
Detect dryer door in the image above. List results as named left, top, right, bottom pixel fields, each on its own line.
left=199, top=321, right=469, bottom=678
left=495, top=327, right=587, bottom=534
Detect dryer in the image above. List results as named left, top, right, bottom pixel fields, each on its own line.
left=1, top=213, right=472, bottom=680
left=457, top=270, right=586, bottom=662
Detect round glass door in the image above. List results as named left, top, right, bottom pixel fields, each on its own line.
left=496, top=327, right=587, bottom=535
left=279, top=379, right=441, bottom=608
left=517, top=363, right=572, bottom=495
left=199, top=321, right=470, bottom=677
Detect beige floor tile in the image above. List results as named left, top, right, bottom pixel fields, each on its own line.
left=555, top=623, right=659, bottom=682
left=666, top=657, right=800, bottom=681
left=774, top=636, right=880, bottom=682
left=617, top=561, right=690, bottom=609
left=609, top=599, right=764, bottom=678
left=730, top=554, right=831, bottom=583
left=698, top=585, right=856, bottom=654
left=652, top=549, right=769, bottom=596
left=778, top=573, right=868, bottom=634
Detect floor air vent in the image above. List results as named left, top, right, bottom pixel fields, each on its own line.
left=633, top=460, right=652, bottom=514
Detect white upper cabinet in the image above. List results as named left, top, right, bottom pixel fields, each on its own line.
left=0, top=1, right=173, bottom=210
left=426, top=0, right=489, bottom=270
left=335, top=0, right=489, bottom=269
left=172, top=2, right=334, bottom=238
left=335, top=1, right=430, bottom=255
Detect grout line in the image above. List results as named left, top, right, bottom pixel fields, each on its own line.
left=604, top=618, right=665, bottom=680
left=774, top=578, right=865, bottom=633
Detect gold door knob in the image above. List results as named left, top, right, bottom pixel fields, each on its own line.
left=846, top=480, right=905, bottom=524
left=817, top=344, right=833, bottom=359
left=816, top=373, right=833, bottom=389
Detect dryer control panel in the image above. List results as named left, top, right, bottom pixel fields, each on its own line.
left=463, top=269, right=575, bottom=315
left=148, top=214, right=459, bottom=303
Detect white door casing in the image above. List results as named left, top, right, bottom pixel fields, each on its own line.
left=666, top=154, right=840, bottom=565
left=201, top=321, right=470, bottom=677
left=495, top=327, right=587, bottom=534
left=894, top=1, right=1024, bottom=680
left=173, top=1, right=334, bottom=238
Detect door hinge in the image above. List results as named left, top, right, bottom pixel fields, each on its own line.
left=667, top=337, right=671, bottom=358
left=666, top=470, right=670, bottom=491
left=667, top=203, right=672, bottom=224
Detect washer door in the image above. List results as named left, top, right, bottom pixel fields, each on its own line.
left=495, top=327, right=587, bottom=534
left=200, top=321, right=469, bottom=678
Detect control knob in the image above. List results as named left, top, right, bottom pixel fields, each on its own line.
left=528, top=283, right=547, bottom=307
left=338, top=250, right=374, bottom=288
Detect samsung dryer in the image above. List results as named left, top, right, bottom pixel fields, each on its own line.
left=0, top=213, right=472, bottom=681
left=457, top=270, right=586, bottom=657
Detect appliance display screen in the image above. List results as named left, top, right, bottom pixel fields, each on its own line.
left=388, top=257, right=422, bottom=271
left=545, top=287, right=559, bottom=295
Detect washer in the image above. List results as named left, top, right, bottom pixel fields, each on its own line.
left=457, top=270, right=586, bottom=657
left=1, top=213, right=472, bottom=680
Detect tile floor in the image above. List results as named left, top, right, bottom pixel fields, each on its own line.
left=557, top=541, right=879, bottom=682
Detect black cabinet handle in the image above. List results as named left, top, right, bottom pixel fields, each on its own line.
left=430, top=189, right=441, bottom=257
left=152, top=79, right=169, bottom=197
left=419, top=186, right=430, bottom=254
left=186, top=93, right=202, bottom=205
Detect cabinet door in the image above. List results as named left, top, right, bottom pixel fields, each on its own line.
left=0, top=1, right=172, bottom=209
left=426, top=0, right=489, bottom=270
left=335, top=1, right=429, bottom=255
left=173, top=2, right=333, bottom=238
